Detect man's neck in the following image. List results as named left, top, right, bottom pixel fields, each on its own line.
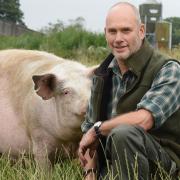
left=117, top=59, right=129, bottom=75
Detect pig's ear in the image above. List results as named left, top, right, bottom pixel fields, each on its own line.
left=86, top=65, right=99, bottom=77
left=32, top=74, right=56, bottom=100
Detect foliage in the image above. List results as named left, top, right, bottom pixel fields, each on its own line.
left=40, top=18, right=108, bottom=61
left=0, top=0, right=25, bottom=25
left=164, top=17, right=180, bottom=46
left=0, top=19, right=109, bottom=65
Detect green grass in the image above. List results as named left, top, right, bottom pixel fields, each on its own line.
left=0, top=154, right=83, bottom=180
left=0, top=152, right=179, bottom=180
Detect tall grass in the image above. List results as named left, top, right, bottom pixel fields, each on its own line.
left=0, top=151, right=178, bottom=180
left=0, top=21, right=109, bottom=66
left=0, top=154, right=83, bottom=180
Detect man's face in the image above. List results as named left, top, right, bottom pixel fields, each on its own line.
left=105, top=6, right=145, bottom=61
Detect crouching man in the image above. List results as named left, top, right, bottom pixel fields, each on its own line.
left=78, top=2, right=180, bottom=179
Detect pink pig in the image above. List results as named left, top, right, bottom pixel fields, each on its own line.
left=0, top=49, right=95, bottom=168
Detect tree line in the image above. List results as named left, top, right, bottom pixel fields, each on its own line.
left=0, top=0, right=24, bottom=25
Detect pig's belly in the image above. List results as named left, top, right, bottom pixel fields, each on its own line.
left=0, top=126, right=30, bottom=156
left=0, top=88, right=31, bottom=156
left=0, top=112, right=31, bottom=155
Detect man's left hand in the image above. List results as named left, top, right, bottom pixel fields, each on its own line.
left=78, top=127, right=99, bottom=167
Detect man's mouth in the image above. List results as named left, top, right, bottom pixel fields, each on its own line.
left=114, top=45, right=127, bottom=52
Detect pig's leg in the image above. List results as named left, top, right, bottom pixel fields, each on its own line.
left=31, top=129, right=55, bottom=172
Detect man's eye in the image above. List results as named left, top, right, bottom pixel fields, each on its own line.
left=122, top=28, right=131, bottom=33
left=108, top=30, right=116, bottom=34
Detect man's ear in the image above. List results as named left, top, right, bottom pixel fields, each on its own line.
left=139, top=23, right=145, bottom=40
left=32, top=74, right=56, bottom=100
left=104, top=27, right=108, bottom=42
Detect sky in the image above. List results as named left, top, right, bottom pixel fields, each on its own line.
left=19, top=0, right=180, bottom=32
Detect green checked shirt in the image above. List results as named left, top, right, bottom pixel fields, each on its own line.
left=82, top=59, right=180, bottom=133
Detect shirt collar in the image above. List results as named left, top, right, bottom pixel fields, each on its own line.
left=109, top=58, right=136, bottom=78
left=108, top=58, right=121, bottom=76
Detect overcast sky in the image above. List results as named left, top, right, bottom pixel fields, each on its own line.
left=19, top=0, right=180, bottom=32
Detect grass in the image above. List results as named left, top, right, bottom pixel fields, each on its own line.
left=0, top=154, right=83, bottom=180
left=1, top=151, right=179, bottom=180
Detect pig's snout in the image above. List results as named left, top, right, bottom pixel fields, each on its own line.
left=76, top=105, right=87, bottom=118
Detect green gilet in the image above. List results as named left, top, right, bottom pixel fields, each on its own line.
left=92, top=40, right=180, bottom=168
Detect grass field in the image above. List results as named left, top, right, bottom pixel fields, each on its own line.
left=0, top=151, right=179, bottom=180
left=0, top=154, right=82, bottom=180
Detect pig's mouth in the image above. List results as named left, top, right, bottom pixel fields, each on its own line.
left=76, top=113, right=85, bottom=119
left=74, top=112, right=86, bottom=121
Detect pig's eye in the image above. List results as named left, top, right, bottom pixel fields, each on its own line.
left=62, top=88, right=70, bottom=95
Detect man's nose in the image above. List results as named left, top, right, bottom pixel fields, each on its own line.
left=114, top=32, right=123, bottom=42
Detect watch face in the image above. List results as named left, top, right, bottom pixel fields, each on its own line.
left=95, top=121, right=102, bottom=127
left=94, top=121, right=102, bottom=137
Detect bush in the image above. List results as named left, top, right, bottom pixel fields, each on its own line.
left=0, top=20, right=109, bottom=65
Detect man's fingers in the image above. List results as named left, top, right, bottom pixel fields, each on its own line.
left=78, top=147, right=87, bottom=167
left=79, top=153, right=87, bottom=167
left=89, top=149, right=97, bottom=158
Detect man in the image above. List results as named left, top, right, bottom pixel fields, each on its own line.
left=78, top=2, right=180, bottom=179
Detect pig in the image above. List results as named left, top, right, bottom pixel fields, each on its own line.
left=0, top=49, right=94, bottom=169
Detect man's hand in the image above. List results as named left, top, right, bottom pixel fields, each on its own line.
left=84, top=149, right=97, bottom=170
left=78, top=127, right=99, bottom=167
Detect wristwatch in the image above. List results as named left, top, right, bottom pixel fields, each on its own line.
left=93, top=121, right=103, bottom=137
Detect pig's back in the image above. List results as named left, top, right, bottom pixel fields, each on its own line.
left=0, top=49, right=64, bottom=105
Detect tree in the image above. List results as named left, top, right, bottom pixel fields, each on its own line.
left=164, top=17, right=180, bottom=46
left=0, top=0, right=25, bottom=25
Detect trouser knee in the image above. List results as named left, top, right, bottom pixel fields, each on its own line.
left=107, top=124, right=143, bottom=147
